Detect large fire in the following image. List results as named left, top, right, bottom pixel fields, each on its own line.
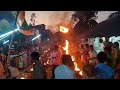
left=60, top=26, right=69, bottom=33
left=63, top=40, right=82, bottom=76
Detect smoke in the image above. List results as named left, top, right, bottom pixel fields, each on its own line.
left=25, top=11, right=74, bottom=33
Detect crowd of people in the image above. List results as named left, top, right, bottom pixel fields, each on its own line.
left=0, top=39, right=120, bottom=79
left=0, top=44, right=39, bottom=79
left=49, top=41, right=120, bottom=79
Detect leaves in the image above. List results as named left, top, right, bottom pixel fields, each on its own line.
left=71, top=11, right=98, bottom=34
left=30, top=13, right=37, bottom=26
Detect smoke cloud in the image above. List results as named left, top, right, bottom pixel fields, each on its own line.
left=25, top=11, right=74, bottom=33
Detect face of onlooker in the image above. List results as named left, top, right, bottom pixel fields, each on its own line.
left=113, top=42, right=119, bottom=48
left=104, top=49, right=108, bottom=54
left=89, top=46, right=93, bottom=51
left=96, top=52, right=107, bottom=64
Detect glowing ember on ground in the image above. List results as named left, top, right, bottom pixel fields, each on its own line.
left=30, top=68, right=33, bottom=71
left=60, top=26, right=69, bottom=33
left=21, top=77, right=25, bottom=79
left=63, top=40, right=69, bottom=54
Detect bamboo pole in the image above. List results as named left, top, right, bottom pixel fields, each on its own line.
left=5, top=11, right=20, bottom=76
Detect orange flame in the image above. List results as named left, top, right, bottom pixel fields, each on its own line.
left=60, top=26, right=69, bottom=33
left=79, top=71, right=83, bottom=76
left=63, top=40, right=83, bottom=76
left=71, top=56, right=75, bottom=61
left=71, top=56, right=80, bottom=71
left=63, top=40, right=69, bottom=54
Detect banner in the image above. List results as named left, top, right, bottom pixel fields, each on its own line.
left=19, top=28, right=37, bottom=36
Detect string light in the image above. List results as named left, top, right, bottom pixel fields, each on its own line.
left=3, top=40, right=9, bottom=44
left=0, top=28, right=19, bottom=39
left=32, top=34, right=41, bottom=41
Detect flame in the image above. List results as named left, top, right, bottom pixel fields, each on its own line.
left=63, top=40, right=83, bottom=76
left=63, top=40, right=69, bottom=54
left=60, top=26, right=69, bottom=33
left=79, top=71, right=83, bottom=76
left=71, top=56, right=75, bottom=61
left=71, top=56, right=80, bottom=71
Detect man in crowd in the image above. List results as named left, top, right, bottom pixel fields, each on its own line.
left=55, top=55, right=76, bottom=79
left=51, top=45, right=62, bottom=79
left=95, top=52, right=114, bottom=79
left=88, top=45, right=97, bottom=66
left=113, top=42, right=120, bottom=79
left=31, top=52, right=47, bottom=79
left=113, top=42, right=120, bottom=67
left=104, top=47, right=114, bottom=69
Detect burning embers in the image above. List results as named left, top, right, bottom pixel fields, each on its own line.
left=60, top=26, right=69, bottom=33
left=63, top=40, right=83, bottom=76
